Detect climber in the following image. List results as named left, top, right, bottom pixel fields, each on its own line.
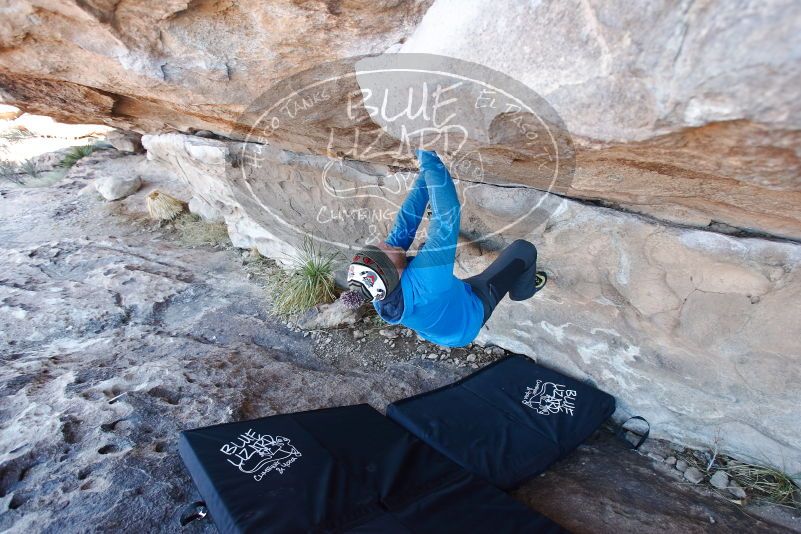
left=345, top=149, right=547, bottom=348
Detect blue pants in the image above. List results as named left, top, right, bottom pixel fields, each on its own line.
left=464, top=240, right=539, bottom=324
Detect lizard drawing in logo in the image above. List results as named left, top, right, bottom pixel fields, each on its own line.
left=522, top=380, right=577, bottom=416
left=220, top=429, right=302, bottom=481
left=361, top=272, right=377, bottom=287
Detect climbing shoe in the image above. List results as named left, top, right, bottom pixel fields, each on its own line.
left=534, top=271, right=548, bottom=293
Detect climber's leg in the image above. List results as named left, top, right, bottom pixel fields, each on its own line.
left=464, top=239, right=540, bottom=324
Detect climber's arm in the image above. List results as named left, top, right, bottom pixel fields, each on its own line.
left=385, top=170, right=430, bottom=251
left=409, top=150, right=460, bottom=287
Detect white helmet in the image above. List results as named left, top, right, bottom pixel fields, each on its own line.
left=346, top=246, right=400, bottom=302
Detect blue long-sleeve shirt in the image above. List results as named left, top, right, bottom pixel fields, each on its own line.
left=374, top=150, right=485, bottom=347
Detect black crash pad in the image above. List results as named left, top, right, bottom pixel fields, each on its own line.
left=179, top=404, right=566, bottom=533
left=387, top=355, right=616, bottom=490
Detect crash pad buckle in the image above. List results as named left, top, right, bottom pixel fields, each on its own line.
left=179, top=500, right=209, bottom=526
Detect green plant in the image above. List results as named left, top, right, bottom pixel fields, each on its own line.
left=0, top=160, right=25, bottom=185
left=269, top=238, right=339, bottom=317
left=0, top=126, right=33, bottom=142
left=60, top=144, right=96, bottom=168
left=19, top=158, right=40, bottom=178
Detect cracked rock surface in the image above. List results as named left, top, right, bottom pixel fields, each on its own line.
left=145, top=133, right=801, bottom=480
left=0, top=156, right=465, bottom=532
left=1, top=150, right=798, bottom=533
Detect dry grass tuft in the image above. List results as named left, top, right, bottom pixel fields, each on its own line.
left=172, top=213, right=230, bottom=248
left=723, top=462, right=800, bottom=508
left=147, top=190, right=187, bottom=221
left=682, top=449, right=800, bottom=509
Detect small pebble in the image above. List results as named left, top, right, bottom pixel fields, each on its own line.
left=664, top=456, right=677, bottom=466
left=675, top=459, right=689, bottom=472
left=466, top=354, right=477, bottom=363
left=709, top=470, right=729, bottom=490
left=379, top=329, right=398, bottom=339
left=427, top=353, right=438, bottom=360
left=683, top=466, right=704, bottom=484
left=352, top=330, right=364, bottom=339
left=729, top=481, right=747, bottom=499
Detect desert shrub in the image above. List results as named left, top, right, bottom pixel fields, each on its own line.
left=0, top=126, right=33, bottom=142
left=60, top=144, right=96, bottom=168
left=19, top=158, right=41, bottom=178
left=0, top=160, right=25, bottom=185
left=269, top=238, right=339, bottom=317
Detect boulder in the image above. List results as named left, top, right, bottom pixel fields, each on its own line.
left=187, top=195, right=224, bottom=223
left=105, top=130, right=144, bottom=153
left=3, top=0, right=801, bottom=486
left=94, top=174, right=142, bottom=201
left=0, top=104, right=22, bottom=121
left=1, top=1, right=800, bottom=238
left=143, top=131, right=801, bottom=485
left=297, top=298, right=366, bottom=331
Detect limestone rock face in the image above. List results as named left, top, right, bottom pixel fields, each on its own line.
left=144, top=132, right=801, bottom=480
left=1, top=0, right=799, bottom=238
left=0, top=0, right=432, bottom=132
left=3, top=0, right=801, bottom=486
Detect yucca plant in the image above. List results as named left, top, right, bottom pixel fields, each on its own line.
left=0, top=159, right=25, bottom=184
left=146, top=190, right=187, bottom=221
left=19, top=158, right=40, bottom=178
left=270, top=238, right=339, bottom=317
left=0, top=126, right=33, bottom=142
left=60, top=144, right=96, bottom=168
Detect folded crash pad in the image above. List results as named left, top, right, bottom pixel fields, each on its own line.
left=179, top=404, right=566, bottom=533
left=387, top=355, right=616, bottom=490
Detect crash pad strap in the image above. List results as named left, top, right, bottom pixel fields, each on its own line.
left=616, top=416, right=650, bottom=450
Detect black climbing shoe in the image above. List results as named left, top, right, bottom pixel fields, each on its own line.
left=534, top=271, right=548, bottom=293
